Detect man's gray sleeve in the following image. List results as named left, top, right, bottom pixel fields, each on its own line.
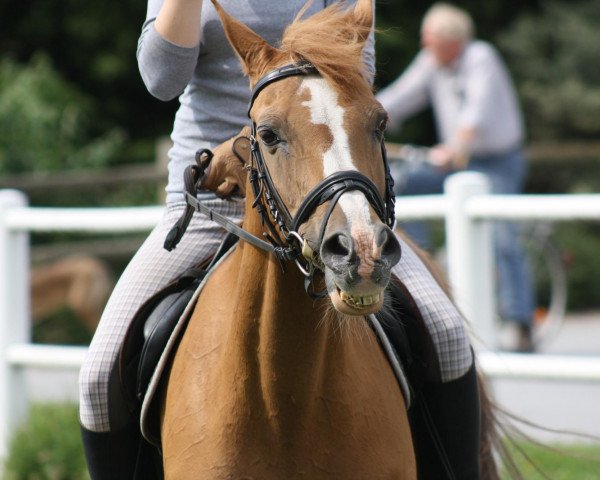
left=376, top=51, right=432, bottom=130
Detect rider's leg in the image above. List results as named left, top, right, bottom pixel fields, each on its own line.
left=411, top=356, right=481, bottom=480
left=494, top=220, right=536, bottom=351
left=79, top=198, right=243, bottom=479
left=470, top=150, right=536, bottom=351
left=392, top=238, right=481, bottom=479
left=79, top=425, right=141, bottom=480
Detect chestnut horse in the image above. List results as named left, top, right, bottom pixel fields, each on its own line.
left=160, top=1, right=500, bottom=478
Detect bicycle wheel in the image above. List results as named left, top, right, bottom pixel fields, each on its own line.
left=525, top=233, right=568, bottom=346
left=433, top=224, right=568, bottom=350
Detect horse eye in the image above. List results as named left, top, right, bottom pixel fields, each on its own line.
left=257, top=128, right=280, bottom=147
left=376, top=117, right=388, bottom=135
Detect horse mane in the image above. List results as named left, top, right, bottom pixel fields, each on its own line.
left=278, top=2, right=373, bottom=98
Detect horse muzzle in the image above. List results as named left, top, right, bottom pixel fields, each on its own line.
left=320, top=224, right=401, bottom=315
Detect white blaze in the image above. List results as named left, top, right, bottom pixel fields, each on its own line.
left=300, top=77, right=371, bottom=226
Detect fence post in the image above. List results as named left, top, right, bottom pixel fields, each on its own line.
left=444, top=173, right=496, bottom=350
left=0, top=190, right=30, bottom=459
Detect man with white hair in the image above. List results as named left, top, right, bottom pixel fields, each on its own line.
left=378, top=2, right=536, bottom=353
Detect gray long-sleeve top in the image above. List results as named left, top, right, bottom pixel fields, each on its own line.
left=137, top=0, right=375, bottom=203
left=376, top=40, right=524, bottom=157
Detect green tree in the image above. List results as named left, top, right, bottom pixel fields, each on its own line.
left=0, top=54, right=125, bottom=174
left=0, top=1, right=543, bottom=163
left=0, top=0, right=176, bottom=142
left=497, top=0, right=600, bottom=140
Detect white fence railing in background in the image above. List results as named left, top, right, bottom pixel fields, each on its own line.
left=2, top=172, right=600, bottom=458
left=0, top=189, right=163, bottom=459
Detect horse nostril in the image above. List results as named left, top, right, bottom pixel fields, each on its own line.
left=376, top=226, right=402, bottom=266
left=321, top=232, right=354, bottom=261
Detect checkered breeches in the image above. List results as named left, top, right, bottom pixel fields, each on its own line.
left=392, top=237, right=473, bottom=382
left=79, top=200, right=472, bottom=432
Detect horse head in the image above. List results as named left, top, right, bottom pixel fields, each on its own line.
left=201, top=126, right=251, bottom=198
left=210, top=0, right=401, bottom=316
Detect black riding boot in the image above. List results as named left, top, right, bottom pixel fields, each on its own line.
left=409, top=360, right=481, bottom=480
left=80, top=423, right=142, bottom=480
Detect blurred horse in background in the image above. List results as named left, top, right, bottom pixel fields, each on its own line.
left=31, top=254, right=113, bottom=332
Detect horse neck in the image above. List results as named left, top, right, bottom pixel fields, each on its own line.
left=225, top=195, right=341, bottom=410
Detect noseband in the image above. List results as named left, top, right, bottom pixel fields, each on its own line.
left=165, top=62, right=396, bottom=295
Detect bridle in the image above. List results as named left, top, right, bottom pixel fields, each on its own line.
left=164, top=62, right=396, bottom=295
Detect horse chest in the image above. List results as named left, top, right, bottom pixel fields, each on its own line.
left=160, top=249, right=416, bottom=478
left=163, top=392, right=416, bottom=480
left=162, top=304, right=416, bottom=477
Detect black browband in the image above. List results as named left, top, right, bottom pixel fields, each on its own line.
left=247, top=62, right=318, bottom=116
left=165, top=62, right=396, bottom=294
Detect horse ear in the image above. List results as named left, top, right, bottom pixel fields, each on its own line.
left=352, top=0, right=374, bottom=43
left=210, top=0, right=280, bottom=82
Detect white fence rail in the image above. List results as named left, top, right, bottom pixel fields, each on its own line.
left=0, top=190, right=164, bottom=458
left=2, top=172, right=600, bottom=457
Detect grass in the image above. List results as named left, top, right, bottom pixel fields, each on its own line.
left=502, top=442, right=600, bottom=479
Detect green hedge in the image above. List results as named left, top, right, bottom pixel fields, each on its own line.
left=555, top=223, right=600, bottom=311
left=4, top=403, right=89, bottom=480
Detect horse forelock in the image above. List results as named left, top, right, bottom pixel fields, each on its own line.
left=276, top=2, right=373, bottom=100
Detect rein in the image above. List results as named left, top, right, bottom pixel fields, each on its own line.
left=164, top=62, right=396, bottom=295
left=163, top=148, right=299, bottom=265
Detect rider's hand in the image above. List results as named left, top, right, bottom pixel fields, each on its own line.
left=430, top=144, right=469, bottom=171
left=429, top=145, right=456, bottom=170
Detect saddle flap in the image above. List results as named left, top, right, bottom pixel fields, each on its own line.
left=137, top=285, right=200, bottom=402
left=119, top=272, right=204, bottom=413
